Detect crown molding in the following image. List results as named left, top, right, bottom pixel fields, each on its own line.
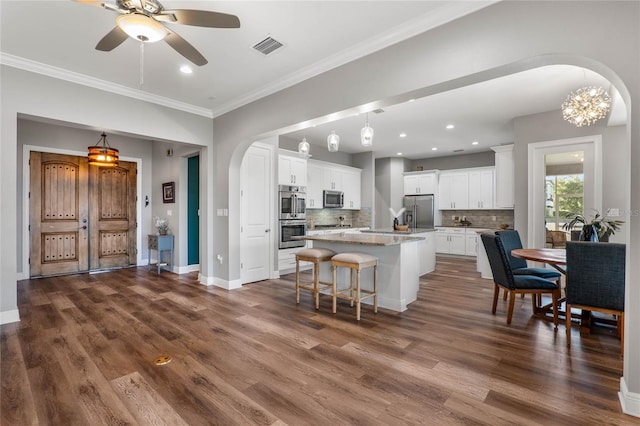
left=210, top=1, right=498, bottom=117
left=0, top=52, right=214, bottom=118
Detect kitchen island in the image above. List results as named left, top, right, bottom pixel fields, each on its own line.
left=297, top=233, right=424, bottom=312
left=361, top=228, right=436, bottom=276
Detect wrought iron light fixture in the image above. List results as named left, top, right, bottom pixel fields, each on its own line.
left=298, top=137, right=310, bottom=155
left=88, top=132, right=119, bottom=167
left=360, top=113, right=374, bottom=147
left=561, top=86, right=611, bottom=127
left=327, top=131, right=340, bottom=152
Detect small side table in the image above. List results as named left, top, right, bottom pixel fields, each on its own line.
left=148, top=234, right=174, bottom=274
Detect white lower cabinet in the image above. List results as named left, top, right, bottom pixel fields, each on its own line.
left=436, top=227, right=489, bottom=256
left=278, top=245, right=312, bottom=273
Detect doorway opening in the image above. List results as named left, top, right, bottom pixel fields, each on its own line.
left=187, top=155, right=200, bottom=266
left=544, top=151, right=585, bottom=246
left=528, top=136, right=602, bottom=250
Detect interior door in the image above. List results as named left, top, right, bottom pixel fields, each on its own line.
left=29, top=152, right=89, bottom=276
left=241, top=143, right=272, bottom=284
left=89, top=161, right=137, bottom=269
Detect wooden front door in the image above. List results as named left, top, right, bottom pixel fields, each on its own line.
left=29, top=152, right=137, bottom=277
left=89, top=162, right=137, bottom=269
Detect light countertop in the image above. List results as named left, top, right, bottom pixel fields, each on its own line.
left=296, top=233, right=424, bottom=246
left=361, top=228, right=435, bottom=235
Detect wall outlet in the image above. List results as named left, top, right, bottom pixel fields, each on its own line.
left=216, top=254, right=223, bottom=264
left=607, top=208, right=620, bottom=217
left=167, top=210, right=172, bottom=216
left=492, top=216, right=496, bottom=221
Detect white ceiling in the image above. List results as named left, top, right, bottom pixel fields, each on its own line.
left=0, top=1, right=626, bottom=159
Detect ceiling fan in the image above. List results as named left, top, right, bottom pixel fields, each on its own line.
left=74, top=0, right=240, bottom=66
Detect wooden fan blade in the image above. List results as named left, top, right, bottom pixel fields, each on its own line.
left=163, top=9, right=240, bottom=28
left=164, top=31, right=208, bottom=66
left=95, top=26, right=129, bottom=51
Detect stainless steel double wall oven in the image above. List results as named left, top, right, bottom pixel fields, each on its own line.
left=278, top=185, right=307, bottom=248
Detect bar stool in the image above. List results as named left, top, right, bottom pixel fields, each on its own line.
left=331, top=253, right=378, bottom=321
left=296, top=248, right=336, bottom=309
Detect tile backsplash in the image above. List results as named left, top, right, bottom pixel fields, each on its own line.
left=440, top=209, right=514, bottom=229
left=306, top=208, right=371, bottom=229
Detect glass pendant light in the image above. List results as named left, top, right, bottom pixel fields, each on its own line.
left=327, top=131, right=340, bottom=152
left=298, top=137, right=310, bottom=155
left=360, top=113, right=374, bottom=147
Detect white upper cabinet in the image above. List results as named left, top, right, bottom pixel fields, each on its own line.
left=342, top=168, right=361, bottom=210
left=492, top=144, right=515, bottom=209
left=278, top=154, right=307, bottom=186
left=404, top=171, right=437, bottom=195
left=323, top=167, right=343, bottom=191
left=306, top=162, right=324, bottom=209
left=468, top=168, right=494, bottom=209
left=438, top=167, right=495, bottom=210
left=438, top=171, right=468, bottom=209
left=307, top=159, right=361, bottom=210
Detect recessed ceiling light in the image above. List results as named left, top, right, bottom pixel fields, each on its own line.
left=397, top=152, right=403, bottom=156
left=180, top=65, right=193, bottom=74
left=399, top=133, right=407, bottom=138
left=446, top=124, right=455, bottom=129
left=408, top=99, right=415, bottom=102
left=472, top=141, right=479, bottom=145
left=431, top=147, right=438, bottom=151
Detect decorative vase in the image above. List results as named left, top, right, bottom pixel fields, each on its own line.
left=579, top=224, right=599, bottom=242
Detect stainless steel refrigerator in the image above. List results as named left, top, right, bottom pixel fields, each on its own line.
left=403, top=194, right=435, bottom=229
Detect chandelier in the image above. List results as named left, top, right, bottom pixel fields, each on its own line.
left=360, top=113, right=374, bottom=147
left=88, top=132, right=119, bottom=167
left=561, top=86, right=611, bottom=127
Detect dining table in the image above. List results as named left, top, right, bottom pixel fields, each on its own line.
left=511, top=247, right=602, bottom=335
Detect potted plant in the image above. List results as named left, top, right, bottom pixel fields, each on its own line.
left=562, top=209, right=624, bottom=241
left=154, top=217, right=169, bottom=235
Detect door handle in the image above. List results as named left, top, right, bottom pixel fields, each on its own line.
left=265, top=229, right=270, bottom=233
left=80, top=225, right=87, bottom=230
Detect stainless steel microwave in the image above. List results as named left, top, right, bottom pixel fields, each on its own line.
left=323, top=190, right=344, bottom=208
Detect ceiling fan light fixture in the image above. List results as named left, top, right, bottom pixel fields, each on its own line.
left=561, top=86, right=611, bottom=127
left=88, top=132, right=119, bottom=167
left=360, top=113, right=374, bottom=147
left=327, top=131, right=340, bottom=152
left=117, top=13, right=168, bottom=43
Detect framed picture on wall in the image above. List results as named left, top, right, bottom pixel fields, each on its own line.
left=162, top=182, right=175, bottom=203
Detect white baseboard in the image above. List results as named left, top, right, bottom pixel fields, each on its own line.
left=620, top=377, right=640, bottom=418
left=174, top=264, right=200, bottom=274
left=198, top=274, right=242, bottom=290
left=17, top=272, right=28, bottom=280
left=0, top=309, right=20, bottom=325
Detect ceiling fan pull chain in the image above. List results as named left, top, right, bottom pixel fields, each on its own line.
left=139, top=41, right=144, bottom=85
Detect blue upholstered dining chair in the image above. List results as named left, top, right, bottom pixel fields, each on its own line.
left=480, top=234, right=560, bottom=327
left=565, top=241, right=626, bottom=356
left=496, top=230, right=562, bottom=280
left=496, top=230, right=563, bottom=306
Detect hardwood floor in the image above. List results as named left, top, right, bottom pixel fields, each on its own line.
left=2, top=256, right=633, bottom=425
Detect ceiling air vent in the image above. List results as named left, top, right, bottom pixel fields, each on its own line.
left=453, top=149, right=465, bottom=153
left=372, top=108, right=385, bottom=114
left=252, top=36, right=284, bottom=55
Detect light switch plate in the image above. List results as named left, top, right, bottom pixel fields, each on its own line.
left=607, top=208, right=620, bottom=217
